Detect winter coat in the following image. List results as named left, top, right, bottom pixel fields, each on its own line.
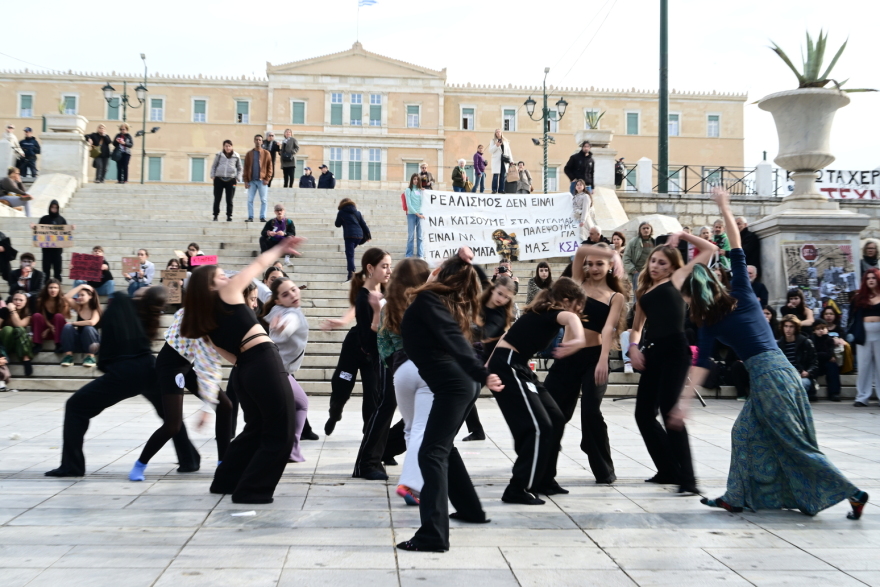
left=19, top=137, right=40, bottom=158
left=113, top=133, right=133, bottom=154
left=335, top=204, right=370, bottom=242
left=777, top=334, right=818, bottom=377
left=563, top=151, right=595, bottom=187
left=299, top=174, right=316, bottom=188
left=243, top=149, right=273, bottom=183
left=451, top=166, right=466, bottom=188
left=210, top=151, right=242, bottom=182
left=318, top=171, right=336, bottom=189
left=473, top=151, right=487, bottom=174
left=488, top=138, right=512, bottom=173
left=280, top=137, right=300, bottom=169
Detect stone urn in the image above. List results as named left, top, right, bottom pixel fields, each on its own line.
left=575, top=129, right=613, bottom=148
left=758, top=88, right=850, bottom=210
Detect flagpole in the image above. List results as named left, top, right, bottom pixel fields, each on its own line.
left=357, top=3, right=360, bottom=41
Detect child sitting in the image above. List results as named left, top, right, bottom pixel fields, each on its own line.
left=810, top=319, right=841, bottom=402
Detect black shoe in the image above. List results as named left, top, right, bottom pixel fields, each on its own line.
left=31, top=343, right=43, bottom=355
left=324, top=413, right=341, bottom=436
left=596, top=473, right=617, bottom=485
left=501, top=485, right=545, bottom=505
left=449, top=511, right=491, bottom=524
left=677, top=484, right=701, bottom=495
left=227, top=216, right=232, bottom=222
left=360, top=469, right=389, bottom=481
left=245, top=218, right=254, bottom=223
left=854, top=401, right=869, bottom=407
left=260, top=218, right=266, bottom=222
left=177, top=464, right=200, bottom=473
left=645, top=474, right=679, bottom=485
left=45, top=468, right=83, bottom=477
left=535, top=481, right=570, bottom=496
left=213, top=215, right=218, bottom=222
left=383, top=456, right=398, bottom=467
left=462, top=431, right=485, bottom=441
left=23, top=361, right=33, bottom=377
left=396, top=539, right=448, bottom=553
left=301, top=429, right=319, bottom=441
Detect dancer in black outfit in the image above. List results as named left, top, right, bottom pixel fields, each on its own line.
left=45, top=288, right=200, bottom=477
left=488, top=278, right=587, bottom=504
left=628, top=240, right=717, bottom=494
left=397, top=252, right=503, bottom=553
left=543, top=243, right=627, bottom=487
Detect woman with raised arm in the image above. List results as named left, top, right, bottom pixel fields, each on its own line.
left=627, top=221, right=719, bottom=495
left=669, top=188, right=868, bottom=520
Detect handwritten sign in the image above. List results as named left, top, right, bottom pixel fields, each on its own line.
left=33, top=224, right=74, bottom=248
left=420, top=191, right=578, bottom=264
left=162, top=270, right=187, bottom=304
left=69, top=253, right=104, bottom=281
left=121, top=257, right=141, bottom=274
left=190, top=255, right=217, bottom=266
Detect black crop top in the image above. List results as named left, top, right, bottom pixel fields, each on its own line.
left=863, top=302, right=880, bottom=318
left=583, top=293, right=617, bottom=334
left=638, top=281, right=685, bottom=340
left=502, top=309, right=562, bottom=362
left=208, top=299, right=260, bottom=356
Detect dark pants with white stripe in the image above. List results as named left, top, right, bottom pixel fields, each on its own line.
left=489, top=348, right=564, bottom=491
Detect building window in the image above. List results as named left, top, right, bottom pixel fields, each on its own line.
left=368, top=148, right=381, bottom=181
left=626, top=112, right=639, bottom=135
left=148, top=157, right=162, bottom=181
left=62, top=95, right=77, bottom=115
left=503, top=109, right=516, bottom=132
left=546, top=110, right=558, bottom=133
left=150, top=98, right=164, bottom=122
left=193, top=99, right=206, bottom=122
left=190, top=158, right=205, bottom=182
left=405, top=162, right=420, bottom=181
left=330, top=93, right=343, bottom=126
left=668, top=113, right=680, bottom=137
left=461, top=107, right=474, bottom=130
left=349, top=148, right=362, bottom=180
left=350, top=95, right=362, bottom=126
left=545, top=167, right=557, bottom=192
left=236, top=100, right=249, bottom=124
left=19, top=94, right=34, bottom=118
left=107, top=97, right=120, bottom=121
left=292, top=101, right=305, bottom=125
left=406, top=105, right=420, bottom=128
left=369, top=94, right=382, bottom=126
left=329, top=147, right=342, bottom=177
left=707, top=114, right=720, bottom=138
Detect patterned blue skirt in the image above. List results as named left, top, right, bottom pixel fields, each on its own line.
left=722, top=349, right=856, bottom=515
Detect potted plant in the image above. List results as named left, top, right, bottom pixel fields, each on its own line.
left=758, top=30, right=875, bottom=208
left=575, top=110, right=612, bottom=148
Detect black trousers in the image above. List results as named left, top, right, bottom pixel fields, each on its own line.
left=489, top=348, right=564, bottom=491
left=543, top=346, right=614, bottom=483
left=329, top=327, right=380, bottom=431
left=42, top=248, right=62, bottom=281
left=94, top=157, right=108, bottom=182
left=57, top=354, right=199, bottom=475
left=411, top=358, right=485, bottom=550
left=634, top=334, right=695, bottom=486
left=210, top=342, right=296, bottom=503
left=353, top=357, right=403, bottom=476
left=117, top=152, right=130, bottom=182
left=464, top=404, right=484, bottom=434
left=213, top=178, right=235, bottom=218
left=282, top=167, right=296, bottom=187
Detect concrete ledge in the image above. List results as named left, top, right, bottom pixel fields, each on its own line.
left=27, top=173, right=79, bottom=215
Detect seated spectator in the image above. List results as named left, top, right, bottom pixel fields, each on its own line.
left=299, top=167, right=316, bottom=188
left=260, top=204, right=296, bottom=253
left=0, top=166, right=33, bottom=216
left=582, top=225, right=611, bottom=246
left=0, top=228, right=15, bottom=282
left=820, top=305, right=853, bottom=373
left=763, top=305, right=780, bottom=338
left=124, top=249, right=155, bottom=296
left=0, top=291, right=34, bottom=376
left=7, top=252, right=44, bottom=310
left=611, top=231, right=626, bottom=254
left=0, top=345, right=10, bottom=391
left=748, top=265, right=768, bottom=306
left=160, top=258, right=186, bottom=306
left=60, top=285, right=101, bottom=368
left=712, top=265, right=731, bottom=289
left=811, top=319, right=841, bottom=401
left=778, top=314, right=817, bottom=399
left=32, top=279, right=70, bottom=353
left=782, top=288, right=815, bottom=335
left=525, top=262, right=553, bottom=305
left=491, top=259, right=519, bottom=295
left=74, top=245, right=116, bottom=297
left=182, top=243, right=203, bottom=271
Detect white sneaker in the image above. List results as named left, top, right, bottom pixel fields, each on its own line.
left=0, top=381, right=6, bottom=391
left=624, top=364, right=634, bottom=374
left=284, top=255, right=291, bottom=266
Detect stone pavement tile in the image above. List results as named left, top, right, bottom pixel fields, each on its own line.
left=587, top=528, right=791, bottom=548
left=770, top=528, right=880, bottom=548
left=397, top=546, right=508, bottom=569
left=278, top=569, right=399, bottom=587
left=850, top=572, right=880, bottom=587
left=801, top=548, right=880, bottom=571
left=604, top=547, right=729, bottom=571
left=426, top=527, right=595, bottom=547
left=36, top=494, right=137, bottom=509
left=1, top=494, right=51, bottom=508
left=24, top=567, right=162, bottom=587
left=304, top=482, right=390, bottom=497
left=302, top=496, right=390, bottom=511
left=0, top=545, right=72, bottom=567
left=57, top=480, right=155, bottom=495
left=126, top=494, right=223, bottom=510
left=500, top=546, right=619, bottom=570
left=0, top=479, right=74, bottom=494
left=170, top=545, right=289, bottom=569
left=8, top=507, right=209, bottom=528
left=0, top=568, right=42, bottom=587
left=50, top=545, right=180, bottom=568
left=736, top=570, right=868, bottom=586
left=549, top=497, right=646, bottom=514
left=0, top=509, right=25, bottom=524
left=624, top=570, right=753, bottom=587
left=703, top=547, right=834, bottom=571
left=214, top=495, right=306, bottom=510
left=203, top=508, right=390, bottom=529
left=144, top=480, right=223, bottom=495
left=189, top=527, right=393, bottom=546
left=0, top=525, right=195, bottom=546
left=284, top=545, right=396, bottom=569
left=154, top=568, right=281, bottom=587
left=399, top=569, right=520, bottom=587
left=515, top=569, right=638, bottom=586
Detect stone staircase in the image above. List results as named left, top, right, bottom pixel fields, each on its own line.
left=0, top=183, right=855, bottom=399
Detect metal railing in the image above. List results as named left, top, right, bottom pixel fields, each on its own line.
left=621, top=164, right=788, bottom=197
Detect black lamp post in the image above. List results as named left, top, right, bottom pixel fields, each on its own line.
left=101, top=54, right=155, bottom=184
left=524, top=67, right=568, bottom=193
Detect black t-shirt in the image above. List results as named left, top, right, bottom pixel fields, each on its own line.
left=502, top=309, right=562, bottom=361
left=0, top=307, right=10, bottom=324
left=355, top=287, right=378, bottom=357
left=480, top=305, right=508, bottom=360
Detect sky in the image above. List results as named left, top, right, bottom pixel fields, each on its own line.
left=3, top=0, right=878, bottom=169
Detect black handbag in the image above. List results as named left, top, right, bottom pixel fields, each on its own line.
left=111, top=148, right=123, bottom=162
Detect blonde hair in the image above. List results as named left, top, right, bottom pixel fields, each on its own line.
left=119, top=123, right=129, bottom=131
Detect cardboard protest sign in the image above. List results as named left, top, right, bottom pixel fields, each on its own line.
left=162, top=270, right=187, bottom=304
left=33, top=224, right=74, bottom=248
left=190, top=255, right=217, bottom=266
left=121, top=257, right=141, bottom=274
left=69, top=253, right=104, bottom=282
left=419, top=191, right=578, bottom=265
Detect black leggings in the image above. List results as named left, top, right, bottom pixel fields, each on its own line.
left=42, top=248, right=62, bottom=281
left=210, top=342, right=296, bottom=503
left=543, top=346, right=614, bottom=483
left=634, top=334, right=695, bottom=486
left=213, top=177, right=235, bottom=218
left=329, top=327, right=380, bottom=431
left=282, top=167, right=296, bottom=187
left=139, top=344, right=234, bottom=463
left=353, top=356, right=409, bottom=476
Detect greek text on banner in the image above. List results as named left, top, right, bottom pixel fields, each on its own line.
left=419, top=191, right=579, bottom=264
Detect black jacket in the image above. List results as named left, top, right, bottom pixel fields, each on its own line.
left=335, top=204, right=370, bottom=241
left=38, top=200, right=66, bottom=226
left=0, top=231, right=16, bottom=282
left=810, top=333, right=836, bottom=375
left=740, top=228, right=761, bottom=273
left=87, top=133, right=112, bottom=158
left=563, top=151, right=595, bottom=187
left=299, top=174, right=316, bottom=188
left=113, top=133, right=133, bottom=151
left=318, top=170, right=336, bottom=189
left=260, top=218, right=296, bottom=240
left=20, top=136, right=40, bottom=158
left=777, top=334, right=817, bottom=376
left=262, top=140, right=281, bottom=166
left=7, top=267, right=44, bottom=296
left=751, top=281, right=768, bottom=307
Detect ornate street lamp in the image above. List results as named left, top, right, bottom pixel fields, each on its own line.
left=101, top=54, right=154, bottom=183
left=525, top=67, right=568, bottom=193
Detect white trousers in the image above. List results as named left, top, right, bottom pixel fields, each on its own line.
left=394, top=359, right=434, bottom=492
left=855, top=322, right=880, bottom=403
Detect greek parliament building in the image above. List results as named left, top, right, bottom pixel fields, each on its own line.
left=1, top=42, right=745, bottom=188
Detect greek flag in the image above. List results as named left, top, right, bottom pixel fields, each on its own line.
left=359, top=0, right=377, bottom=5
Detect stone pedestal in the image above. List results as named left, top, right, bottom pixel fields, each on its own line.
left=751, top=208, right=870, bottom=306
left=39, top=114, right=89, bottom=187
left=592, top=147, right=618, bottom=190
left=591, top=186, right=629, bottom=234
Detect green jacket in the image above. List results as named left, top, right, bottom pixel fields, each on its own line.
left=623, top=236, right=655, bottom=275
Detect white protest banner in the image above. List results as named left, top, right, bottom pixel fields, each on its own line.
left=420, top=191, right=579, bottom=265
left=782, top=168, right=880, bottom=200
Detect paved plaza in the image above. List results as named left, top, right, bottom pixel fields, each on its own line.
left=0, top=391, right=878, bottom=587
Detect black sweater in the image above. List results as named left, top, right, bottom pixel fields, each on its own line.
left=401, top=290, right=489, bottom=384
left=355, top=287, right=378, bottom=357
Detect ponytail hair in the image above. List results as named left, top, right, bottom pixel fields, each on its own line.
left=525, top=276, right=586, bottom=314
left=348, top=247, right=390, bottom=306
left=680, top=263, right=737, bottom=327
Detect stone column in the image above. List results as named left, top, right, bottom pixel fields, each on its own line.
left=591, top=147, right=618, bottom=189
left=636, top=157, right=653, bottom=194
left=39, top=114, right=89, bottom=187
left=755, top=160, right=774, bottom=198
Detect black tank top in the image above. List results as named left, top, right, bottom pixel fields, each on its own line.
left=639, top=281, right=685, bottom=339
left=502, top=309, right=562, bottom=361
left=208, top=299, right=260, bottom=356
left=583, top=293, right=616, bottom=333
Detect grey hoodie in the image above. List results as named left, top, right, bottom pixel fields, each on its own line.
left=266, top=305, right=309, bottom=373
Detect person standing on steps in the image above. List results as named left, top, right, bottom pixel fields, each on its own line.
left=33, top=200, right=68, bottom=280
left=0, top=166, right=34, bottom=216
left=564, top=141, right=595, bottom=196
left=262, top=132, right=281, bottom=188
left=299, top=167, right=316, bottom=188
left=404, top=174, right=425, bottom=259
left=280, top=129, right=300, bottom=188
left=472, top=144, right=487, bottom=193
left=113, top=124, right=133, bottom=184
left=210, top=140, right=241, bottom=222
left=244, top=134, right=273, bottom=223
left=488, top=129, right=512, bottom=194
left=418, top=163, right=435, bottom=190
left=335, top=198, right=371, bottom=282
left=86, top=124, right=112, bottom=183
left=317, top=164, right=336, bottom=189
left=18, top=127, right=40, bottom=179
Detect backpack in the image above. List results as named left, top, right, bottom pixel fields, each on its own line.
left=401, top=193, right=408, bottom=213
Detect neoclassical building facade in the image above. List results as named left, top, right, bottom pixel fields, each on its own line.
left=0, top=42, right=746, bottom=189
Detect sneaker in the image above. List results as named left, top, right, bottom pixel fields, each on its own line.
left=60, top=355, right=74, bottom=367
left=83, top=356, right=97, bottom=368
left=397, top=485, right=420, bottom=506
left=227, top=216, right=233, bottom=222
left=624, top=364, right=634, bottom=374
left=213, top=215, right=218, bottom=222
left=260, top=218, right=266, bottom=222
left=284, top=255, right=291, bottom=266
left=0, top=381, right=6, bottom=392
left=245, top=218, right=254, bottom=223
